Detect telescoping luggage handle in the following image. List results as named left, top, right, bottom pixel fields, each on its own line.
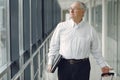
left=101, top=72, right=114, bottom=76
left=101, top=72, right=114, bottom=80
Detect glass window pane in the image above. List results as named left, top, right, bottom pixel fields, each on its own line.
left=0, top=0, right=7, bottom=67
left=117, top=0, right=120, bottom=76
left=105, top=0, right=118, bottom=72
left=94, top=5, right=102, bottom=33
left=23, top=0, right=30, bottom=51
left=10, top=0, right=19, bottom=61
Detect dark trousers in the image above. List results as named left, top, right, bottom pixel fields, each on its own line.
left=58, top=58, right=91, bottom=80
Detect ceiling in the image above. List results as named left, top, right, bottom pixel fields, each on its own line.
left=57, top=0, right=89, bottom=9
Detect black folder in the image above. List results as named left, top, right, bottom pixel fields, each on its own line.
left=50, top=54, right=62, bottom=73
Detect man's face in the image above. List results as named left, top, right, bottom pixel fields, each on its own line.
left=69, top=2, right=84, bottom=20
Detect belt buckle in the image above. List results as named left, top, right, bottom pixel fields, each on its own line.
left=69, top=60, right=74, bottom=64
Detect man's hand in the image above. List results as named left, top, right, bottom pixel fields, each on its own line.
left=47, top=65, right=52, bottom=72
left=101, top=66, right=113, bottom=73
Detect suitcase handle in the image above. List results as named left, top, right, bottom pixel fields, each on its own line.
left=101, top=72, right=114, bottom=77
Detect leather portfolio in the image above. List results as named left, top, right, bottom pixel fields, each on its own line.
left=50, top=54, right=62, bottom=73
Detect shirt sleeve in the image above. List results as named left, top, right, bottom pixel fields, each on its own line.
left=47, top=23, right=61, bottom=65
left=90, top=27, right=109, bottom=68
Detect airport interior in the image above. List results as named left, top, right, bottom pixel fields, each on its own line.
left=0, top=0, right=120, bottom=80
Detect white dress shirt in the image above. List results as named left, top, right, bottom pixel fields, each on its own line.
left=48, top=19, right=108, bottom=68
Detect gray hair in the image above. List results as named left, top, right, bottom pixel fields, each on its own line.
left=75, top=1, right=87, bottom=11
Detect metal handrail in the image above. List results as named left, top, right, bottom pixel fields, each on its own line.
left=11, top=32, right=54, bottom=80
left=0, top=31, right=56, bottom=80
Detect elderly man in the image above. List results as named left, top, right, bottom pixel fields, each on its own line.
left=47, top=1, right=111, bottom=80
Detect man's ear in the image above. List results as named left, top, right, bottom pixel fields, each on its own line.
left=82, top=10, right=85, bottom=17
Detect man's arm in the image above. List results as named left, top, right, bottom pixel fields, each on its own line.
left=90, top=27, right=112, bottom=73
left=47, top=23, right=61, bottom=72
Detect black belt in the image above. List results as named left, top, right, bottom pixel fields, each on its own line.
left=62, top=58, right=89, bottom=64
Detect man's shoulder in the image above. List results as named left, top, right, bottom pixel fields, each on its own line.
left=83, top=21, right=94, bottom=29
left=58, top=19, right=70, bottom=25
left=57, top=19, right=71, bottom=28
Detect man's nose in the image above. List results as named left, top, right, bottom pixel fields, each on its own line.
left=70, top=9, right=74, bottom=13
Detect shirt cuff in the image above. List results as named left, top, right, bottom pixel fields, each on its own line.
left=47, top=56, right=54, bottom=65
left=99, top=62, right=110, bottom=68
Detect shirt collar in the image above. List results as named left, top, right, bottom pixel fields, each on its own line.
left=70, top=19, right=84, bottom=28
left=69, top=19, right=74, bottom=28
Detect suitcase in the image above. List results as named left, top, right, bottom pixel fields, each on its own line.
left=100, top=72, right=116, bottom=80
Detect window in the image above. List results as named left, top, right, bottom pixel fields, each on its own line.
left=94, top=5, right=102, bottom=33
left=0, top=0, right=7, bottom=68
left=0, top=0, right=10, bottom=79
left=105, top=0, right=118, bottom=75
left=91, top=0, right=102, bottom=33
left=117, top=0, right=120, bottom=76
